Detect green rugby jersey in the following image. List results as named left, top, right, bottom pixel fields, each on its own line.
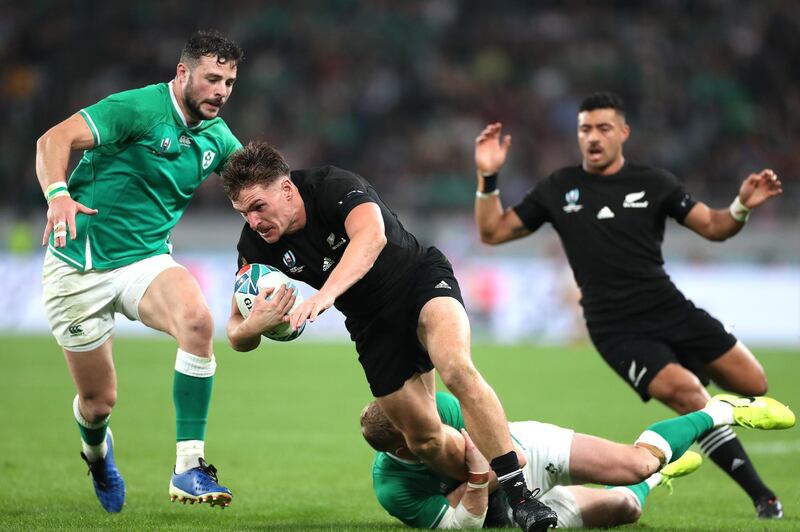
left=49, top=81, right=241, bottom=271
left=371, top=392, right=464, bottom=528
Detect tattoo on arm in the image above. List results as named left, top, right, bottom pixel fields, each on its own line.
left=511, top=225, right=528, bottom=237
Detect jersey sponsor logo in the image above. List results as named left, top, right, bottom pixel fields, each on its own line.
left=434, top=280, right=451, bottom=290
left=202, top=150, right=216, bottom=170
left=628, top=361, right=647, bottom=387
left=597, top=206, right=615, bottom=219
left=623, top=190, right=649, bottom=208
left=283, top=250, right=297, bottom=268
left=322, top=257, right=335, bottom=271
left=160, top=137, right=172, bottom=151
left=68, top=324, right=84, bottom=336
left=179, top=135, right=192, bottom=147
left=326, top=233, right=347, bottom=250
left=562, top=188, right=583, bottom=213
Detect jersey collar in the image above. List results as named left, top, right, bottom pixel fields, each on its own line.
left=168, top=80, right=204, bottom=129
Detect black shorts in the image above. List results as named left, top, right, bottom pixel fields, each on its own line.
left=345, top=247, right=465, bottom=397
left=588, top=300, right=737, bottom=401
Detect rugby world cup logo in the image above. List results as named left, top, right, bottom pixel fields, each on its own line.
left=563, top=188, right=583, bottom=213
left=283, top=250, right=296, bottom=268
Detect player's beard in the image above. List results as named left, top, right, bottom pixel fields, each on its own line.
left=183, top=76, right=225, bottom=122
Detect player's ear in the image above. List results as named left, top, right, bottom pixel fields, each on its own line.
left=176, top=62, right=189, bottom=84
left=281, top=177, right=293, bottom=199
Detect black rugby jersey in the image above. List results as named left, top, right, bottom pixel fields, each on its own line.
left=236, top=166, right=425, bottom=318
left=512, top=161, right=698, bottom=325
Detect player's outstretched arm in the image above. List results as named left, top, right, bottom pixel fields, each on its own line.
left=36, top=114, right=98, bottom=248
left=683, top=169, right=782, bottom=241
left=473, top=123, right=532, bottom=245
left=227, top=286, right=295, bottom=351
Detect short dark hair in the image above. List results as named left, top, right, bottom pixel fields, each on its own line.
left=180, top=30, right=244, bottom=67
left=579, top=92, right=625, bottom=117
left=221, top=141, right=291, bottom=200
left=360, top=402, right=404, bottom=452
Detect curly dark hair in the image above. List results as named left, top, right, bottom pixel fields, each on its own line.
left=221, top=141, right=291, bottom=200
left=579, top=92, right=625, bottom=117
left=180, top=29, right=244, bottom=66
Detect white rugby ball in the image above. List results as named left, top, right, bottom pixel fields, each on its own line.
left=234, top=263, right=305, bottom=341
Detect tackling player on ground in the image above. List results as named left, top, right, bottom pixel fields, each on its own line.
left=472, top=92, right=786, bottom=518
left=222, top=141, right=558, bottom=532
left=36, top=30, right=243, bottom=512
left=362, top=392, right=794, bottom=529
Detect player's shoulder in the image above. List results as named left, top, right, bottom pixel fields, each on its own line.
left=545, top=165, right=583, bottom=186
left=99, top=82, right=168, bottom=109
left=292, top=165, right=364, bottom=188
left=623, top=161, right=678, bottom=183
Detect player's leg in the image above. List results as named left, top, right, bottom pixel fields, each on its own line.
left=132, top=257, right=230, bottom=507
left=415, top=249, right=557, bottom=531
left=704, top=341, right=767, bottom=397
left=543, top=485, right=641, bottom=529
left=668, top=308, right=782, bottom=518
left=374, top=371, right=468, bottom=480
left=64, top=341, right=126, bottom=512
left=42, top=250, right=125, bottom=512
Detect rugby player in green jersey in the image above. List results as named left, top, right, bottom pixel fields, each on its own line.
left=361, top=392, right=794, bottom=529
left=36, top=30, right=243, bottom=512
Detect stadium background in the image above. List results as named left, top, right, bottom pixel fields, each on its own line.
left=1, top=1, right=798, bottom=530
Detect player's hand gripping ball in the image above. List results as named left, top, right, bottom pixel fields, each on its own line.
left=234, top=263, right=305, bottom=341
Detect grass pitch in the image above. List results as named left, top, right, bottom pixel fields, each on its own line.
left=1, top=335, right=798, bottom=530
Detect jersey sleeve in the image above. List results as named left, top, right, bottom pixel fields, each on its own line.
left=79, top=86, right=158, bottom=147
left=318, top=167, right=377, bottom=224
left=374, top=474, right=452, bottom=528
left=436, top=392, right=465, bottom=430
left=511, top=179, right=552, bottom=232
left=658, top=169, right=698, bottom=224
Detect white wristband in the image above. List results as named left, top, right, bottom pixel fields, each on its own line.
left=729, top=195, right=751, bottom=222
left=475, top=189, right=500, bottom=199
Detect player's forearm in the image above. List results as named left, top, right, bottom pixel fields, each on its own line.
left=474, top=196, right=505, bottom=244
left=439, top=483, right=487, bottom=529
left=226, top=315, right=262, bottom=352
left=35, top=129, right=72, bottom=192
left=704, top=208, right=745, bottom=241
left=318, top=232, right=386, bottom=301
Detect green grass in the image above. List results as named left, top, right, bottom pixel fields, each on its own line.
left=1, top=335, right=798, bottom=530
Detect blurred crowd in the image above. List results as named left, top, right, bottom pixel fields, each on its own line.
left=2, top=0, right=798, bottom=219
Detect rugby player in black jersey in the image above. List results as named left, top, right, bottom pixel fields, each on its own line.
left=472, top=92, right=784, bottom=519
left=220, top=141, right=558, bottom=531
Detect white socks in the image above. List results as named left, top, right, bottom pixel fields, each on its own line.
left=176, top=440, right=205, bottom=473
left=702, top=401, right=735, bottom=427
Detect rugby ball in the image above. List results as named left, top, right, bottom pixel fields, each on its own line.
left=234, top=263, right=305, bottom=341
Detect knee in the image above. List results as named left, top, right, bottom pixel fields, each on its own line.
left=739, top=375, right=768, bottom=397
left=177, top=305, right=214, bottom=341
left=649, top=377, right=707, bottom=414
left=80, top=391, right=116, bottom=421
left=613, top=492, right=642, bottom=525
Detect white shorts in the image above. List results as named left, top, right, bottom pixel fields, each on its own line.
left=510, top=420, right=581, bottom=528
left=41, top=250, right=183, bottom=351
left=509, top=420, right=574, bottom=494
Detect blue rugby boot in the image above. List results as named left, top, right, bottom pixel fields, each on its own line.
left=169, top=458, right=232, bottom=508
left=80, top=430, right=125, bottom=512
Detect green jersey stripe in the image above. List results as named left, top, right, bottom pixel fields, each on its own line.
left=79, top=109, right=101, bottom=145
